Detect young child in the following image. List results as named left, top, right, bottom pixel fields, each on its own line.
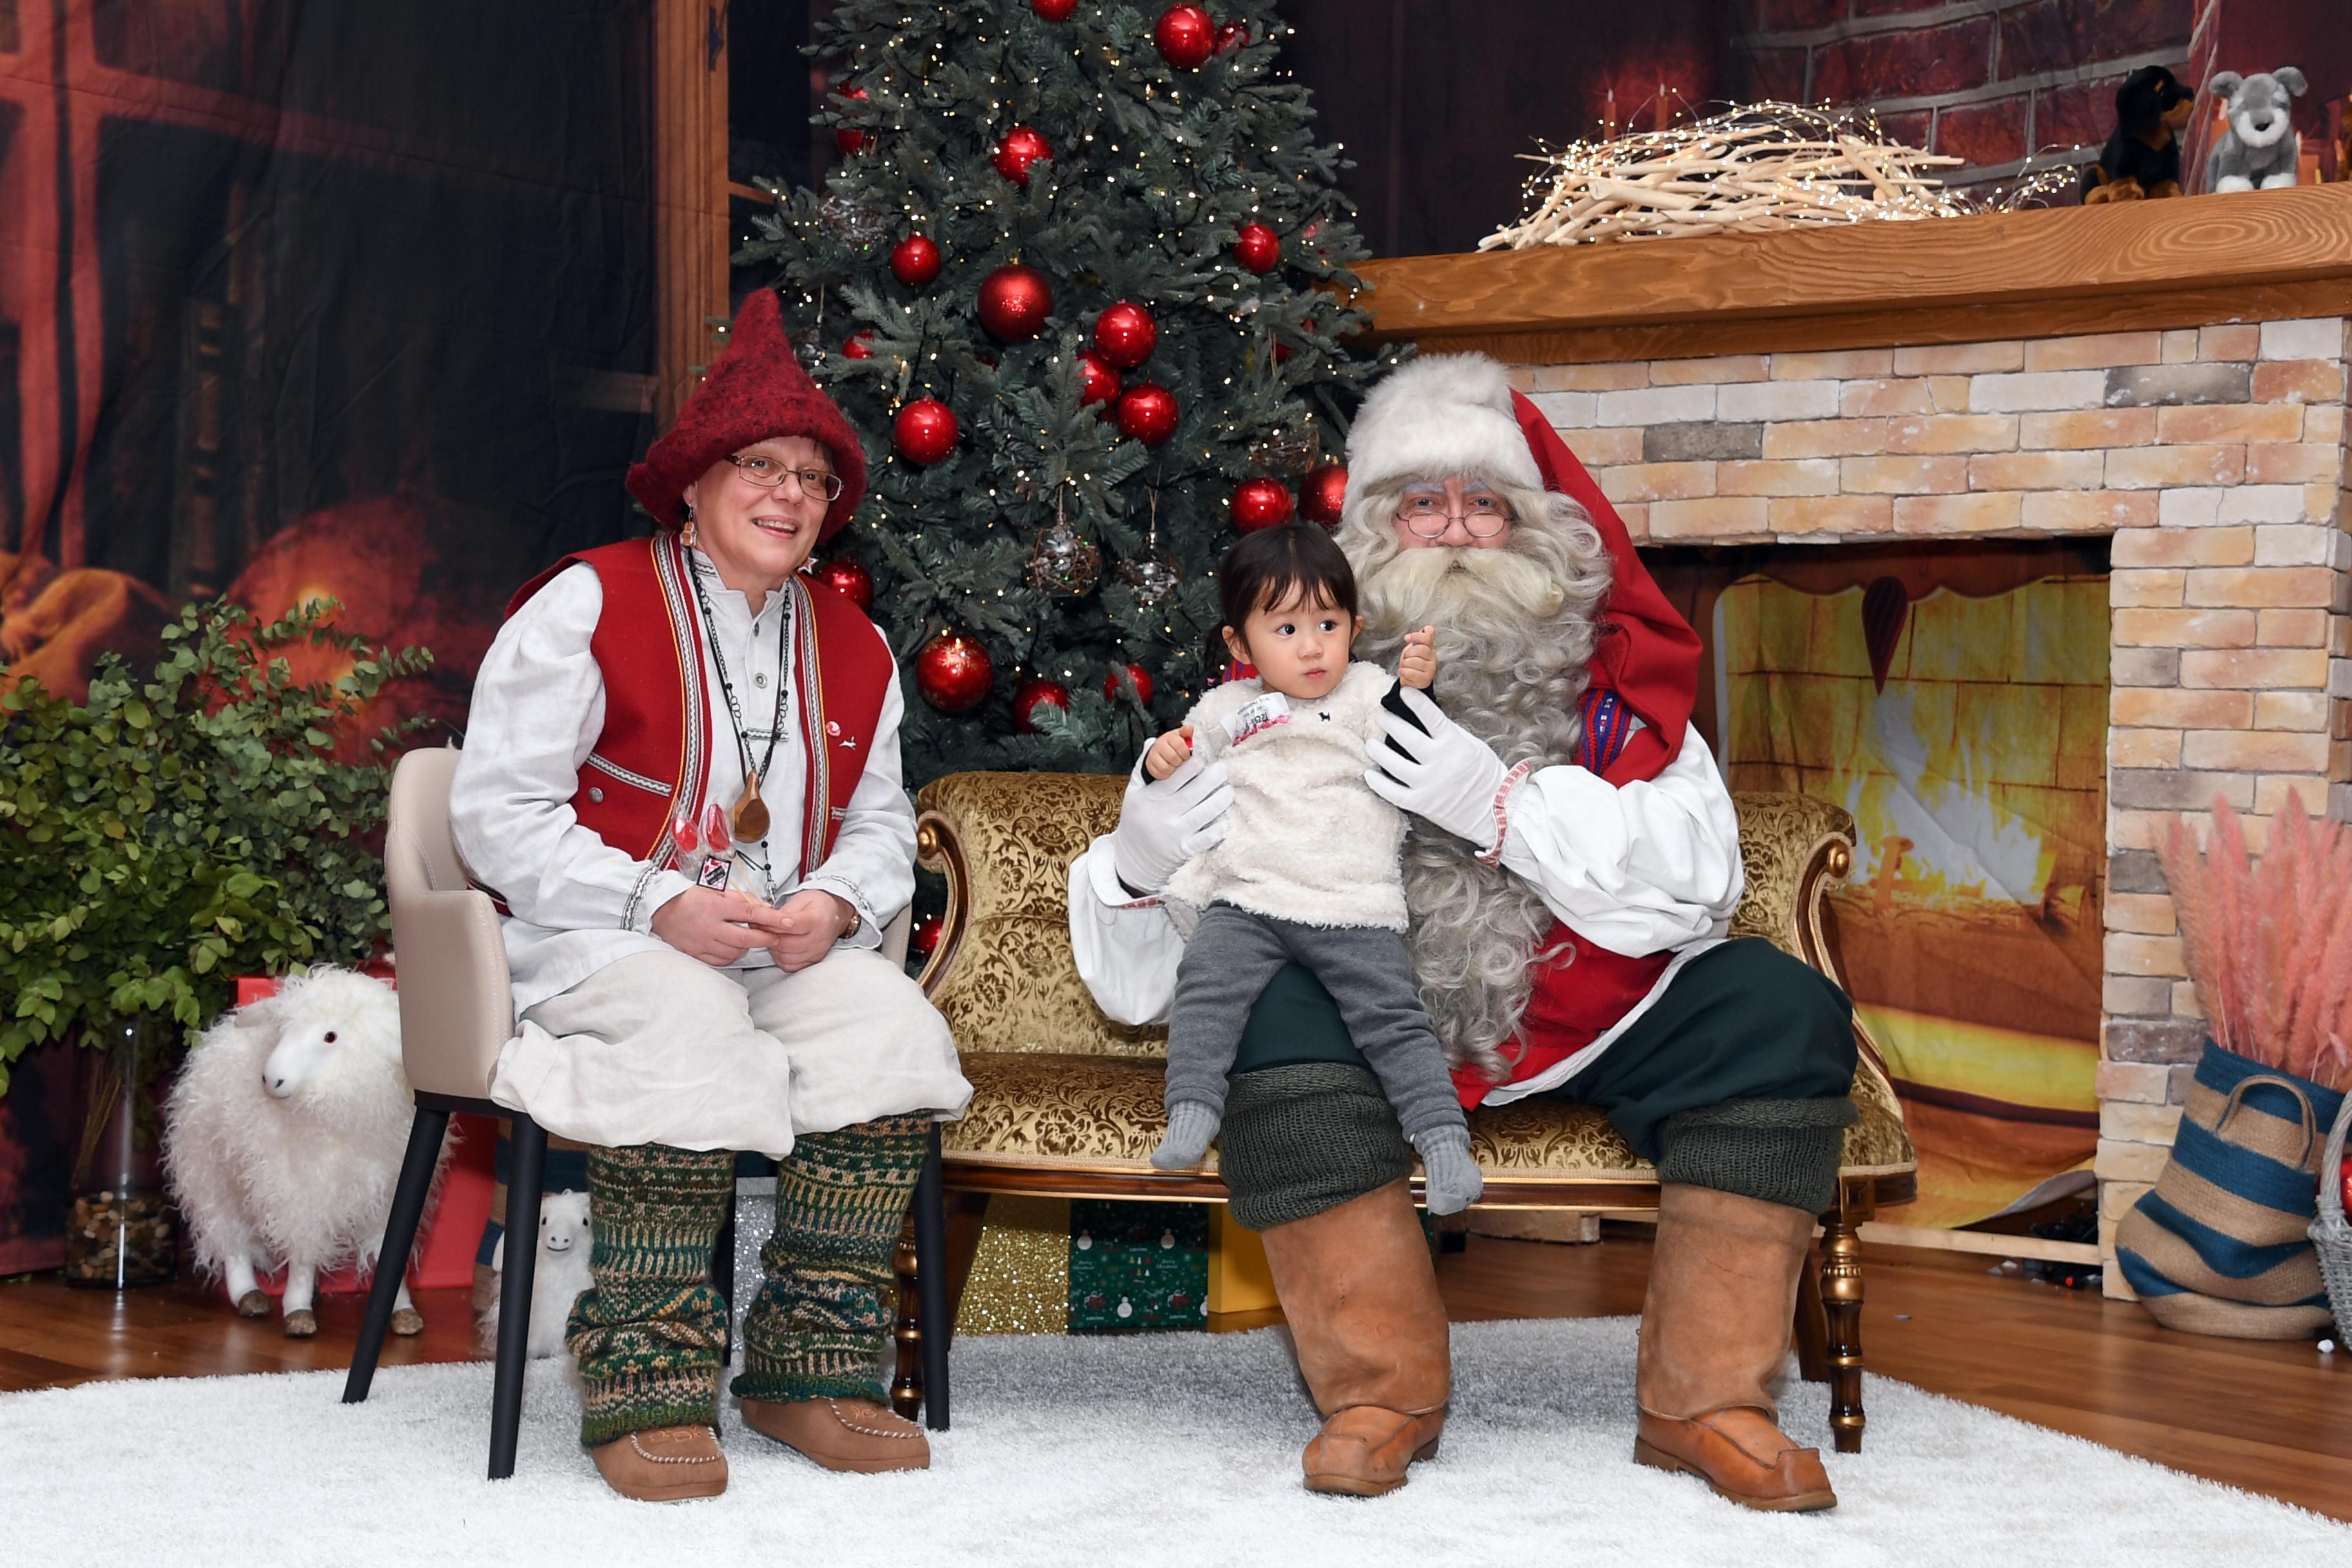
left=1144, top=524, right=1482, bottom=1215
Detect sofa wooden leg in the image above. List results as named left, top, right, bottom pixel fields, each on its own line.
left=1819, top=1197, right=1866, bottom=1454
left=891, top=1215, right=923, bottom=1421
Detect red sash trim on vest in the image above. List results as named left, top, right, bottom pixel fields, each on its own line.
left=487, top=534, right=890, bottom=919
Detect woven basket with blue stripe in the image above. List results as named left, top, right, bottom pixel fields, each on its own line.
left=2115, top=1039, right=2343, bottom=1339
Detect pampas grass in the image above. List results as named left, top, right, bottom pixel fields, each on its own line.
left=2159, top=797, right=2352, bottom=1090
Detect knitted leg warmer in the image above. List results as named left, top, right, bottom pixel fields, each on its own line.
left=1655, top=1097, right=1859, bottom=1216
left=567, top=1143, right=735, bottom=1448
left=1219, top=1064, right=1415, bottom=1233
left=731, top=1114, right=931, bottom=1405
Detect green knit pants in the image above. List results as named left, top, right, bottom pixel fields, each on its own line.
left=565, top=1116, right=930, bottom=1448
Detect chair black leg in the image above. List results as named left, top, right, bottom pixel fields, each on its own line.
left=343, top=1106, right=451, bottom=1406
left=714, top=1186, right=737, bottom=1367
left=487, top=1114, right=548, bottom=1480
left=913, top=1122, right=950, bottom=1432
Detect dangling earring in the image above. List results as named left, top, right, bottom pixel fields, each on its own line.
left=681, top=503, right=698, bottom=549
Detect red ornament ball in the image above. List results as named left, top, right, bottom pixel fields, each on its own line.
left=1215, top=20, right=1251, bottom=52
left=1104, top=662, right=1155, bottom=705
left=1093, top=301, right=1157, bottom=369
left=1012, top=677, right=1072, bottom=733
left=912, top=912, right=945, bottom=961
left=892, top=398, right=959, bottom=464
left=1115, top=382, right=1179, bottom=446
left=1032, top=0, right=1079, bottom=17
left=890, top=235, right=941, bottom=288
left=842, top=331, right=875, bottom=360
left=808, top=557, right=874, bottom=611
left=1076, top=349, right=1122, bottom=408
left=916, top=631, right=994, bottom=713
left=1232, top=223, right=1281, bottom=274
left=1153, top=5, right=1215, bottom=68
left=1302, top=464, right=1348, bottom=525
left=977, top=264, right=1054, bottom=341
left=835, top=87, right=874, bottom=155
left=994, top=126, right=1054, bottom=187
left=1232, top=477, right=1295, bottom=531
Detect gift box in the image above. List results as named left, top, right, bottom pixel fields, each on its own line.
left=1068, top=1200, right=1210, bottom=1332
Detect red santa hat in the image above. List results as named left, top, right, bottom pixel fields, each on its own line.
left=1343, top=352, right=1702, bottom=782
left=624, top=289, right=868, bottom=541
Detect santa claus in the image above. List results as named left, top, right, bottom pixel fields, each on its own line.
left=1068, top=354, right=1859, bottom=1510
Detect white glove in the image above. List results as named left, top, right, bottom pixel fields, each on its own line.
left=1110, top=752, right=1234, bottom=896
left=1364, top=685, right=1510, bottom=854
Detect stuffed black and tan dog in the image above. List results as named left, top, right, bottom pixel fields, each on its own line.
left=2081, top=65, right=2197, bottom=202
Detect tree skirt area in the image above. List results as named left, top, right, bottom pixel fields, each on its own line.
left=5, top=1316, right=2341, bottom=1567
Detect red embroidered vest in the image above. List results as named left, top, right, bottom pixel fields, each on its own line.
left=503, top=533, right=892, bottom=886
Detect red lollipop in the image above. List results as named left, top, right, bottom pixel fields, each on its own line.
left=994, top=126, right=1054, bottom=187
left=1076, top=350, right=1122, bottom=408
left=1093, top=301, right=1157, bottom=369
left=1103, top=662, right=1155, bottom=705
left=1232, top=223, right=1281, bottom=274
left=1154, top=5, right=1214, bottom=68
left=890, top=235, right=941, bottom=288
left=1012, top=677, right=1072, bottom=733
left=1301, top=464, right=1348, bottom=525
left=893, top=398, right=959, bottom=464
left=977, top=264, right=1054, bottom=341
left=1115, top=383, right=1179, bottom=446
left=1231, top=478, right=1294, bottom=531
left=808, top=557, right=874, bottom=611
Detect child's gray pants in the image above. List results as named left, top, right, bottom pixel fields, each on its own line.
left=1166, top=903, right=1465, bottom=1142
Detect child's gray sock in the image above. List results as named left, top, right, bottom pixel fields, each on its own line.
left=1153, top=1102, right=1221, bottom=1170
left=1411, top=1126, right=1483, bottom=1215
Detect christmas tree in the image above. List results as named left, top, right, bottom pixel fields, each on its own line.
left=740, top=0, right=1393, bottom=787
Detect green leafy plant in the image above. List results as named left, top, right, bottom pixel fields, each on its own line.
left=0, top=599, right=431, bottom=1093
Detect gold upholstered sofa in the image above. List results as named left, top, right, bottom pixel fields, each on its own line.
left=894, top=772, right=1916, bottom=1452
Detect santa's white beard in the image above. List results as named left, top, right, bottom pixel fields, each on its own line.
left=1354, top=542, right=1603, bottom=1084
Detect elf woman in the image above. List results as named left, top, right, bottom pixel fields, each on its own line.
left=451, top=289, right=971, bottom=1503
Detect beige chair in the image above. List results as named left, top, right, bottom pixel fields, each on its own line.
left=342, top=745, right=930, bottom=1478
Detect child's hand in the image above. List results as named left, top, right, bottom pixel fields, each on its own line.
left=1398, top=625, right=1438, bottom=690
left=1142, top=726, right=1195, bottom=781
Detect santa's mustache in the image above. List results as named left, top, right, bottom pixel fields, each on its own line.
left=1359, top=544, right=1568, bottom=637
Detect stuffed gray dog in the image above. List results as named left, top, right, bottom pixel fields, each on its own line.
left=2207, top=68, right=2307, bottom=191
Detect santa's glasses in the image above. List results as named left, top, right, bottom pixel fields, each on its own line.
left=725, top=453, right=843, bottom=500
left=1397, top=491, right=1511, bottom=538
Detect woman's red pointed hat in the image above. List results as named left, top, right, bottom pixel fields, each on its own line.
left=624, top=289, right=868, bottom=541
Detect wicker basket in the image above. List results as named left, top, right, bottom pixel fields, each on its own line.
left=2313, top=1090, right=2352, bottom=1345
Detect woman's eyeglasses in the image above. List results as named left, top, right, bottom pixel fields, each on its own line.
left=725, top=454, right=844, bottom=501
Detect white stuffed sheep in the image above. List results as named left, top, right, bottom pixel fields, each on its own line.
left=478, top=1189, right=592, bottom=1359
left=163, top=967, right=449, bottom=1338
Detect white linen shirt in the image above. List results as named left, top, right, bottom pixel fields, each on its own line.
left=450, top=552, right=916, bottom=1014
left=1068, top=727, right=1748, bottom=1104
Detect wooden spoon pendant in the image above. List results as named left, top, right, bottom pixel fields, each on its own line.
left=731, top=775, right=771, bottom=842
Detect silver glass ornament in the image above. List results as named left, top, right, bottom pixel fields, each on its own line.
left=1248, top=425, right=1322, bottom=476
left=1027, top=518, right=1102, bottom=598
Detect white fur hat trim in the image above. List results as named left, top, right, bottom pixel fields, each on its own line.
left=1343, top=352, right=1541, bottom=511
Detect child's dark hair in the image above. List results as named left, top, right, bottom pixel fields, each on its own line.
left=1217, top=524, right=1358, bottom=631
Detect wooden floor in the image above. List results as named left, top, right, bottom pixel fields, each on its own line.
left=6, top=1230, right=2348, bottom=1522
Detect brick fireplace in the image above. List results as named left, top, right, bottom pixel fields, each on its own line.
left=1357, top=186, right=2352, bottom=1293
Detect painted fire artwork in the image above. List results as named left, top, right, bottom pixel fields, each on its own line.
left=1719, top=570, right=2108, bottom=1228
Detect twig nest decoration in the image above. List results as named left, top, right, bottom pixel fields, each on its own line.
left=1483, top=103, right=2068, bottom=250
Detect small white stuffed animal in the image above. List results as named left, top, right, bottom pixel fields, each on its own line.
left=2208, top=68, right=2308, bottom=191
left=479, top=1190, right=593, bottom=1359
left=164, top=968, right=444, bottom=1338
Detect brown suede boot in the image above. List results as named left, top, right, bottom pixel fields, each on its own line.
left=588, top=1424, right=728, bottom=1502
left=1257, top=1179, right=1449, bottom=1498
left=1632, top=1183, right=1836, bottom=1513
left=740, top=1396, right=930, bottom=1473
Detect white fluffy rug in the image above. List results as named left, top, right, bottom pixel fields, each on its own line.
left=6, top=1317, right=2341, bottom=1567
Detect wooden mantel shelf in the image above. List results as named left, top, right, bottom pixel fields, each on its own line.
left=1353, top=184, right=2352, bottom=364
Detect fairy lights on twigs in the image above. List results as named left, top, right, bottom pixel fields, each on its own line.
left=1483, top=102, right=2075, bottom=250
